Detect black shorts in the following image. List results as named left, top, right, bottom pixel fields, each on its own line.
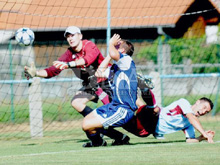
left=79, top=79, right=113, bottom=103
left=123, top=105, right=159, bottom=137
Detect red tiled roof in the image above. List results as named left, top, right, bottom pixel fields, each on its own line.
left=0, top=0, right=219, bottom=31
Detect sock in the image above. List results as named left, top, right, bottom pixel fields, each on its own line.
left=141, top=88, right=157, bottom=108
left=95, top=87, right=110, bottom=105
left=80, top=106, right=93, bottom=117
left=86, top=132, right=103, bottom=145
left=101, top=128, right=124, bottom=141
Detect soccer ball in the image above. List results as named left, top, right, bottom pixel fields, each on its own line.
left=15, top=27, right=35, bottom=46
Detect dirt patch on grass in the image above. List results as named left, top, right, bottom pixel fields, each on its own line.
left=0, top=120, right=83, bottom=134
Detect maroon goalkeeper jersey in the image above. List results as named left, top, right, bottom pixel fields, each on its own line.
left=44, top=40, right=105, bottom=82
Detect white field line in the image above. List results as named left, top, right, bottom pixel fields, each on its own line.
left=1, top=140, right=220, bottom=159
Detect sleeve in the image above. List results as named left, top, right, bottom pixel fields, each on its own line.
left=44, top=66, right=62, bottom=78
left=44, top=49, right=72, bottom=78
left=183, top=125, right=195, bottom=139
left=116, top=53, right=132, bottom=70
left=177, top=99, right=193, bottom=115
left=82, top=42, right=100, bottom=66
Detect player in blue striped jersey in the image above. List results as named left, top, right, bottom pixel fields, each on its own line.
left=82, top=34, right=138, bottom=147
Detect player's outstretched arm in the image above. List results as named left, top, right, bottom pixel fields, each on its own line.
left=24, top=62, right=48, bottom=79
left=53, top=58, right=86, bottom=70
left=186, top=130, right=215, bottom=143
left=197, top=130, right=215, bottom=142
left=186, top=113, right=214, bottom=143
left=109, top=34, right=121, bottom=61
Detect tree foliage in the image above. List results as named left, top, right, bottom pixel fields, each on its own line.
left=137, top=36, right=220, bottom=73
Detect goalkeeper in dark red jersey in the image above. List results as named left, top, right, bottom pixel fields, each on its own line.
left=24, top=26, right=112, bottom=117
left=24, top=26, right=156, bottom=146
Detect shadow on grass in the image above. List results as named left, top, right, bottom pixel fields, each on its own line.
left=20, top=137, right=185, bottom=146
left=129, top=140, right=185, bottom=145
left=75, top=139, right=186, bottom=146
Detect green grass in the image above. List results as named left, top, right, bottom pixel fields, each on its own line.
left=0, top=121, right=220, bottom=165
left=0, top=95, right=219, bottom=164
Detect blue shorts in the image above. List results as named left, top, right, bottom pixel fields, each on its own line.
left=94, top=103, right=135, bottom=129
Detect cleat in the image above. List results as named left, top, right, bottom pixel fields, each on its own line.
left=112, top=135, right=130, bottom=146
left=153, top=133, right=165, bottom=140
left=100, top=133, right=104, bottom=138
left=83, top=141, right=93, bottom=147
left=137, top=73, right=154, bottom=89
left=83, top=139, right=107, bottom=148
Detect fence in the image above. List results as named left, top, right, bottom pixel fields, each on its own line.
left=0, top=72, right=219, bottom=138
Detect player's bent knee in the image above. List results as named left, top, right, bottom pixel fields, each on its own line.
left=71, top=98, right=86, bottom=109
left=82, top=115, right=102, bottom=132
left=71, top=99, right=77, bottom=109
left=82, top=119, right=93, bottom=132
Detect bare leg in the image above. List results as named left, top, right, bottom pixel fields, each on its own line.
left=136, top=97, right=145, bottom=108
left=82, top=111, right=107, bottom=147
left=71, top=91, right=96, bottom=112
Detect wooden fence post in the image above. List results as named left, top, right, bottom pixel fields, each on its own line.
left=28, top=77, right=43, bottom=138
left=149, top=71, right=162, bottom=108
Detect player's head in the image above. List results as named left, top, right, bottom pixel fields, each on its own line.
left=118, top=40, right=134, bottom=56
left=64, top=26, right=81, bottom=37
left=193, top=97, right=213, bottom=117
left=64, top=26, right=82, bottom=48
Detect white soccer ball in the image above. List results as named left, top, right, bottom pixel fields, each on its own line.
left=15, top=27, right=35, bottom=46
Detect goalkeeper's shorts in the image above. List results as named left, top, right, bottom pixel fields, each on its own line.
left=123, top=105, right=159, bottom=137
left=79, top=79, right=113, bottom=103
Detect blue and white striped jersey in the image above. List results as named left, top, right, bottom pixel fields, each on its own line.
left=110, top=53, right=138, bottom=111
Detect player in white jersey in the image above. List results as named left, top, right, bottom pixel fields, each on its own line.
left=124, top=97, right=215, bottom=143
left=156, top=98, right=196, bottom=137
left=155, top=98, right=214, bottom=142
left=82, top=34, right=138, bottom=147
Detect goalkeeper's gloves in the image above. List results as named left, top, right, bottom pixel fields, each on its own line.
left=53, top=61, right=76, bottom=70
left=24, top=62, right=37, bottom=80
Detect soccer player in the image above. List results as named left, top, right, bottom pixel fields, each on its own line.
left=82, top=34, right=138, bottom=147
left=124, top=95, right=215, bottom=143
left=23, top=26, right=151, bottom=146
left=24, top=26, right=111, bottom=117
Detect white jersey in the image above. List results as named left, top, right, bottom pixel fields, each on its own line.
left=155, top=98, right=195, bottom=138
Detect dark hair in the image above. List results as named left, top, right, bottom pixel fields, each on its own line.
left=199, top=97, right=214, bottom=110
left=121, top=40, right=134, bottom=56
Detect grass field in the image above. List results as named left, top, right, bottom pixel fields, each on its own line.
left=0, top=119, right=220, bottom=165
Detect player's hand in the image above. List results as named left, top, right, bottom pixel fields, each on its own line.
left=53, top=61, right=76, bottom=70
left=53, top=61, right=68, bottom=70
left=110, top=34, right=121, bottom=47
left=24, top=62, right=36, bottom=80
left=203, top=131, right=214, bottom=143
left=206, top=130, right=215, bottom=139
